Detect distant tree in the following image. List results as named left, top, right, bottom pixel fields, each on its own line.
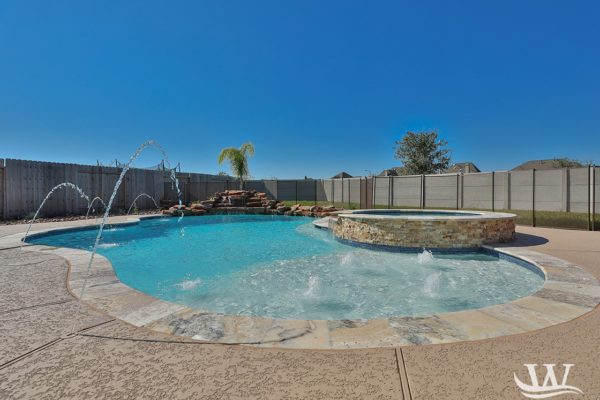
left=217, top=171, right=228, bottom=176
left=217, top=142, right=255, bottom=189
left=394, top=131, right=451, bottom=174
left=552, top=157, right=587, bottom=168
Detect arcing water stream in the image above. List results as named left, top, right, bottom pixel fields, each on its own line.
left=127, top=193, right=160, bottom=215
left=22, top=182, right=91, bottom=246
left=77, top=140, right=183, bottom=307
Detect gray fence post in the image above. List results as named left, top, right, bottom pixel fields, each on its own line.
left=592, top=166, right=596, bottom=231
left=348, top=179, right=351, bottom=208
left=421, top=175, right=425, bottom=209
left=492, top=171, right=495, bottom=212
left=331, top=180, right=334, bottom=206
left=456, top=174, right=460, bottom=210
left=388, top=176, right=392, bottom=209
left=507, top=171, right=511, bottom=210
left=532, top=169, right=536, bottom=227
left=588, top=165, right=592, bottom=231
left=373, top=176, right=377, bottom=208
left=360, top=177, right=364, bottom=208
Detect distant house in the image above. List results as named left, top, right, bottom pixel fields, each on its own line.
left=377, top=167, right=403, bottom=177
left=331, top=171, right=353, bottom=179
left=511, top=159, right=585, bottom=171
left=445, top=162, right=481, bottom=174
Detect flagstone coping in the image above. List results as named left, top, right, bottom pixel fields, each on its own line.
left=3, top=215, right=599, bottom=350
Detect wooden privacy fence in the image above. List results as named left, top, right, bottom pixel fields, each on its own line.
left=0, top=158, right=598, bottom=230
left=0, top=159, right=227, bottom=219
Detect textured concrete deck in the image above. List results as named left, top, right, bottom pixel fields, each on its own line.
left=1, top=219, right=599, bottom=399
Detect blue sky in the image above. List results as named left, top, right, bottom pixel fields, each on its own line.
left=0, top=1, right=598, bottom=178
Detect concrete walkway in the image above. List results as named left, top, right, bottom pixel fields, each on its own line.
left=1, top=219, right=599, bottom=399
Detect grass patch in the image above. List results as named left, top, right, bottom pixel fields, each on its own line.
left=280, top=201, right=599, bottom=230
left=357, top=204, right=599, bottom=230
left=280, top=200, right=361, bottom=209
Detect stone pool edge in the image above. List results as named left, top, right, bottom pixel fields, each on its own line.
left=4, top=215, right=600, bottom=350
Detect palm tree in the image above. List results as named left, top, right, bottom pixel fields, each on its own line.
left=217, top=142, right=255, bottom=189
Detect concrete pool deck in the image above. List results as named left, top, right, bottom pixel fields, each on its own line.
left=1, top=217, right=600, bottom=399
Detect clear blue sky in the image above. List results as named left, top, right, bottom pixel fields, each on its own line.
left=0, top=1, right=598, bottom=178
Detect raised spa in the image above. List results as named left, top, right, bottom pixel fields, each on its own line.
left=333, top=209, right=516, bottom=249
left=27, top=215, right=541, bottom=321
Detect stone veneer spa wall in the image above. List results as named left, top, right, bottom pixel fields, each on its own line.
left=332, top=209, right=516, bottom=249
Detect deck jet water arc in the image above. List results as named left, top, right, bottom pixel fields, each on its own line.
left=85, top=196, right=107, bottom=220
left=22, top=182, right=91, bottom=246
left=77, top=140, right=184, bottom=309
left=127, top=193, right=160, bottom=215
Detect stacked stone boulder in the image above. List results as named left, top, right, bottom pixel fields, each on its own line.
left=162, top=189, right=342, bottom=217
left=204, top=189, right=278, bottom=210
left=275, top=204, right=339, bottom=217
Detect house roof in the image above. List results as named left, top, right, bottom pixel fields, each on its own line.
left=377, top=167, right=403, bottom=177
left=511, top=159, right=585, bottom=171
left=445, top=162, right=481, bottom=173
left=331, top=171, right=353, bottom=179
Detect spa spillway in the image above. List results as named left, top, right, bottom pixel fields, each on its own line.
left=332, top=209, right=516, bottom=249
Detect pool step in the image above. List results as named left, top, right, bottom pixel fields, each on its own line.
left=313, top=216, right=337, bottom=230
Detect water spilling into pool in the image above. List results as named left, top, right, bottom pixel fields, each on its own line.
left=27, top=215, right=544, bottom=320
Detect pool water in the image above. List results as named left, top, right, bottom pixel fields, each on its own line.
left=351, top=210, right=481, bottom=216
left=27, top=215, right=544, bottom=320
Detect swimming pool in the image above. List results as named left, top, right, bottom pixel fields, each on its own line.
left=27, top=215, right=543, bottom=320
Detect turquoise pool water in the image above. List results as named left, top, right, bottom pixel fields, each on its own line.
left=27, top=215, right=544, bottom=320
left=350, top=210, right=481, bottom=216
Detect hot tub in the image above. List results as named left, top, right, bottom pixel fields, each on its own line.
left=333, top=209, right=516, bottom=249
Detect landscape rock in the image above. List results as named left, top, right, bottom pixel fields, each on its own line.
left=160, top=189, right=344, bottom=218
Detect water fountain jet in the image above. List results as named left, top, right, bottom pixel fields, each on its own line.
left=127, top=193, right=160, bottom=215
left=22, top=182, right=91, bottom=246
left=85, top=196, right=107, bottom=220
left=76, top=140, right=183, bottom=312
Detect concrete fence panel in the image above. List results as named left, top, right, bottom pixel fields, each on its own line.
left=569, top=168, right=590, bottom=213
left=391, top=176, right=421, bottom=208
left=333, top=179, right=343, bottom=204
left=462, top=172, right=493, bottom=210
left=424, top=174, right=458, bottom=209
left=493, top=172, right=509, bottom=210
left=317, top=179, right=332, bottom=203
left=347, top=178, right=361, bottom=207
left=534, top=169, right=565, bottom=212
left=373, top=176, right=390, bottom=206
left=509, top=170, right=534, bottom=211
